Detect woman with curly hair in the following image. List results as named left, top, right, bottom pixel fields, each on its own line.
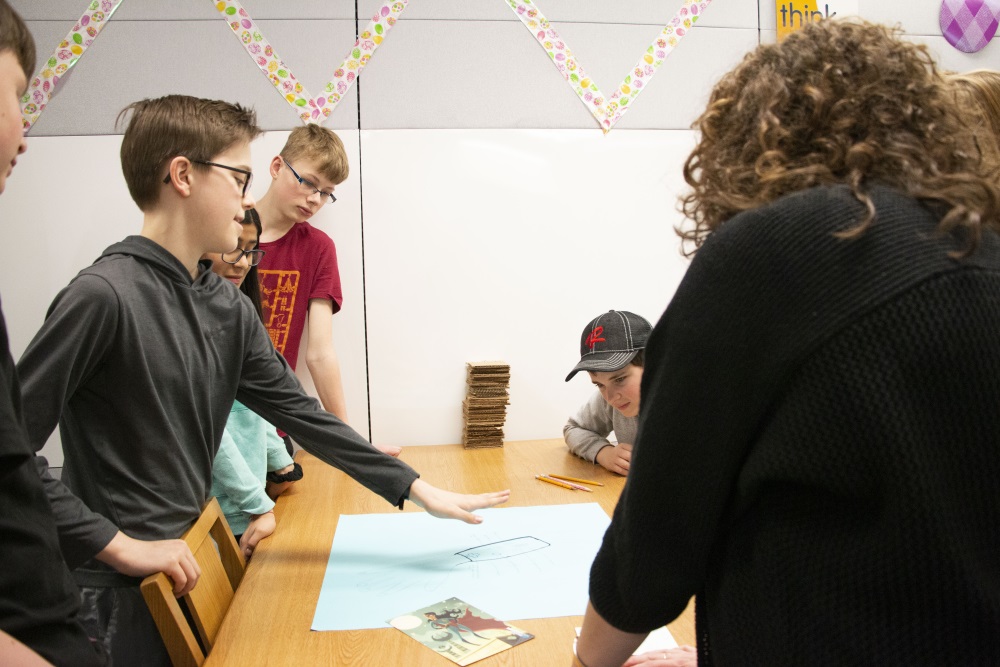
left=574, top=19, right=1000, bottom=667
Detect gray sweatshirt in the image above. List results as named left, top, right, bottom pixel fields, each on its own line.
left=18, top=237, right=418, bottom=581
left=562, top=391, right=638, bottom=463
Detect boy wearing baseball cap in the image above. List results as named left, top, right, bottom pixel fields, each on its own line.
left=564, top=310, right=652, bottom=475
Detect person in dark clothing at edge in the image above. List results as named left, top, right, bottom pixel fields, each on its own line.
left=16, top=93, right=509, bottom=664
left=0, top=2, right=104, bottom=664
left=575, top=19, right=1000, bottom=667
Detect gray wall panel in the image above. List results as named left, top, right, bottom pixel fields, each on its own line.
left=14, top=0, right=355, bottom=21
left=358, top=20, right=588, bottom=129
left=19, top=2, right=759, bottom=135
left=358, top=21, right=758, bottom=130
left=357, top=0, right=759, bottom=29
left=25, top=19, right=361, bottom=136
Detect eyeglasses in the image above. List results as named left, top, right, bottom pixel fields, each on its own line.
left=221, top=247, right=265, bottom=267
left=282, top=158, right=337, bottom=204
left=162, top=160, right=253, bottom=198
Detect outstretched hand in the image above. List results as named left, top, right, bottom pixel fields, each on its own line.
left=407, top=478, right=510, bottom=524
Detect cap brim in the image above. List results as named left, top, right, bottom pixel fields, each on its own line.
left=564, top=350, right=640, bottom=382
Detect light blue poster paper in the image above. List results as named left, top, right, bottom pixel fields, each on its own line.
left=311, top=503, right=611, bottom=631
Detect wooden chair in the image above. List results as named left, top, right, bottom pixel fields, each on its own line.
left=141, top=497, right=246, bottom=667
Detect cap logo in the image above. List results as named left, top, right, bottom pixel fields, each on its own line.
left=585, top=326, right=606, bottom=350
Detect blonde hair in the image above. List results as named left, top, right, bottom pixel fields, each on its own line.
left=680, top=20, right=1000, bottom=257
left=117, top=95, right=261, bottom=211
left=946, top=69, right=1000, bottom=173
left=279, top=125, right=349, bottom=185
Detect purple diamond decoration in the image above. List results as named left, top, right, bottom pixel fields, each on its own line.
left=940, top=0, right=1000, bottom=53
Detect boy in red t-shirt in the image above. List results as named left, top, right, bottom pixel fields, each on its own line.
left=255, top=126, right=400, bottom=455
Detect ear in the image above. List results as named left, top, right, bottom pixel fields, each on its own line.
left=269, top=155, right=284, bottom=179
left=165, top=156, right=195, bottom=198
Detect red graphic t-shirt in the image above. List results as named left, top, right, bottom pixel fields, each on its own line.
left=258, top=221, right=343, bottom=371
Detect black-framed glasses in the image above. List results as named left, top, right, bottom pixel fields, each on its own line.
left=221, top=247, right=265, bottom=267
left=161, top=160, right=253, bottom=198
left=283, top=158, right=337, bottom=204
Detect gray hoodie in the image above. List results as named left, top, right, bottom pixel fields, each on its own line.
left=563, top=391, right=638, bottom=463
left=19, top=236, right=417, bottom=583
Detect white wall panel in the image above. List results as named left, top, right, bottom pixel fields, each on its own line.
left=0, top=131, right=370, bottom=463
left=861, top=0, right=947, bottom=35
left=361, top=129, right=694, bottom=446
left=905, top=35, right=1000, bottom=72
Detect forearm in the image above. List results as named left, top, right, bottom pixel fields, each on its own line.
left=265, top=462, right=299, bottom=500
left=34, top=455, right=119, bottom=568
left=241, top=319, right=418, bottom=508
left=304, top=298, right=348, bottom=422
left=95, top=530, right=200, bottom=596
left=213, top=435, right=276, bottom=516
left=563, top=423, right=612, bottom=462
left=564, top=394, right=616, bottom=463
left=575, top=601, right=647, bottom=667
left=240, top=386, right=417, bottom=507
left=305, top=355, right=348, bottom=422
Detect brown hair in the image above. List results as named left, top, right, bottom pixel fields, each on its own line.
left=679, top=20, right=1000, bottom=257
left=0, top=0, right=35, bottom=78
left=946, top=69, right=1000, bottom=173
left=279, top=124, right=349, bottom=185
left=117, top=95, right=261, bottom=211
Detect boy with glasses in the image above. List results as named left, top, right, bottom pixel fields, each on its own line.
left=254, top=125, right=395, bottom=453
left=17, top=95, right=508, bottom=663
left=0, top=2, right=104, bottom=663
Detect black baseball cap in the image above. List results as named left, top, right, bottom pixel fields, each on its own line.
left=565, top=310, right=652, bottom=381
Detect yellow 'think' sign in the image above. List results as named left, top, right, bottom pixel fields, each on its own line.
left=775, top=1, right=859, bottom=41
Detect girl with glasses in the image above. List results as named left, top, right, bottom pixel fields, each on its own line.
left=204, top=208, right=301, bottom=559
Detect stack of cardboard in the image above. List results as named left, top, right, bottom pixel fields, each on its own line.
left=461, top=361, right=510, bottom=448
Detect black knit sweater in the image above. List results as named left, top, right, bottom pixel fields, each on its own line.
left=589, top=185, right=1000, bottom=665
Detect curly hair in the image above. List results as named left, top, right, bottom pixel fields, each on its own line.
left=946, top=69, right=1000, bottom=173
left=679, top=20, right=1000, bottom=256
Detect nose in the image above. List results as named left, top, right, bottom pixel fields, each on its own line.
left=305, top=189, right=324, bottom=204
left=235, top=253, right=250, bottom=272
left=242, top=190, right=256, bottom=210
left=17, top=139, right=26, bottom=155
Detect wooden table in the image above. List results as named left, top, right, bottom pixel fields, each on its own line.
left=204, top=438, right=695, bottom=665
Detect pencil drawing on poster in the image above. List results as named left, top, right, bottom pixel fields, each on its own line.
left=455, top=536, right=550, bottom=562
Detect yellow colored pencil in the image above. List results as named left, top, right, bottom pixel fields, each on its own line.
left=535, top=474, right=575, bottom=490
left=548, top=473, right=604, bottom=487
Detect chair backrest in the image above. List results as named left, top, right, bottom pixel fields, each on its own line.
left=141, top=497, right=246, bottom=667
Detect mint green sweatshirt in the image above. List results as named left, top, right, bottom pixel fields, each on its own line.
left=210, top=401, right=294, bottom=536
